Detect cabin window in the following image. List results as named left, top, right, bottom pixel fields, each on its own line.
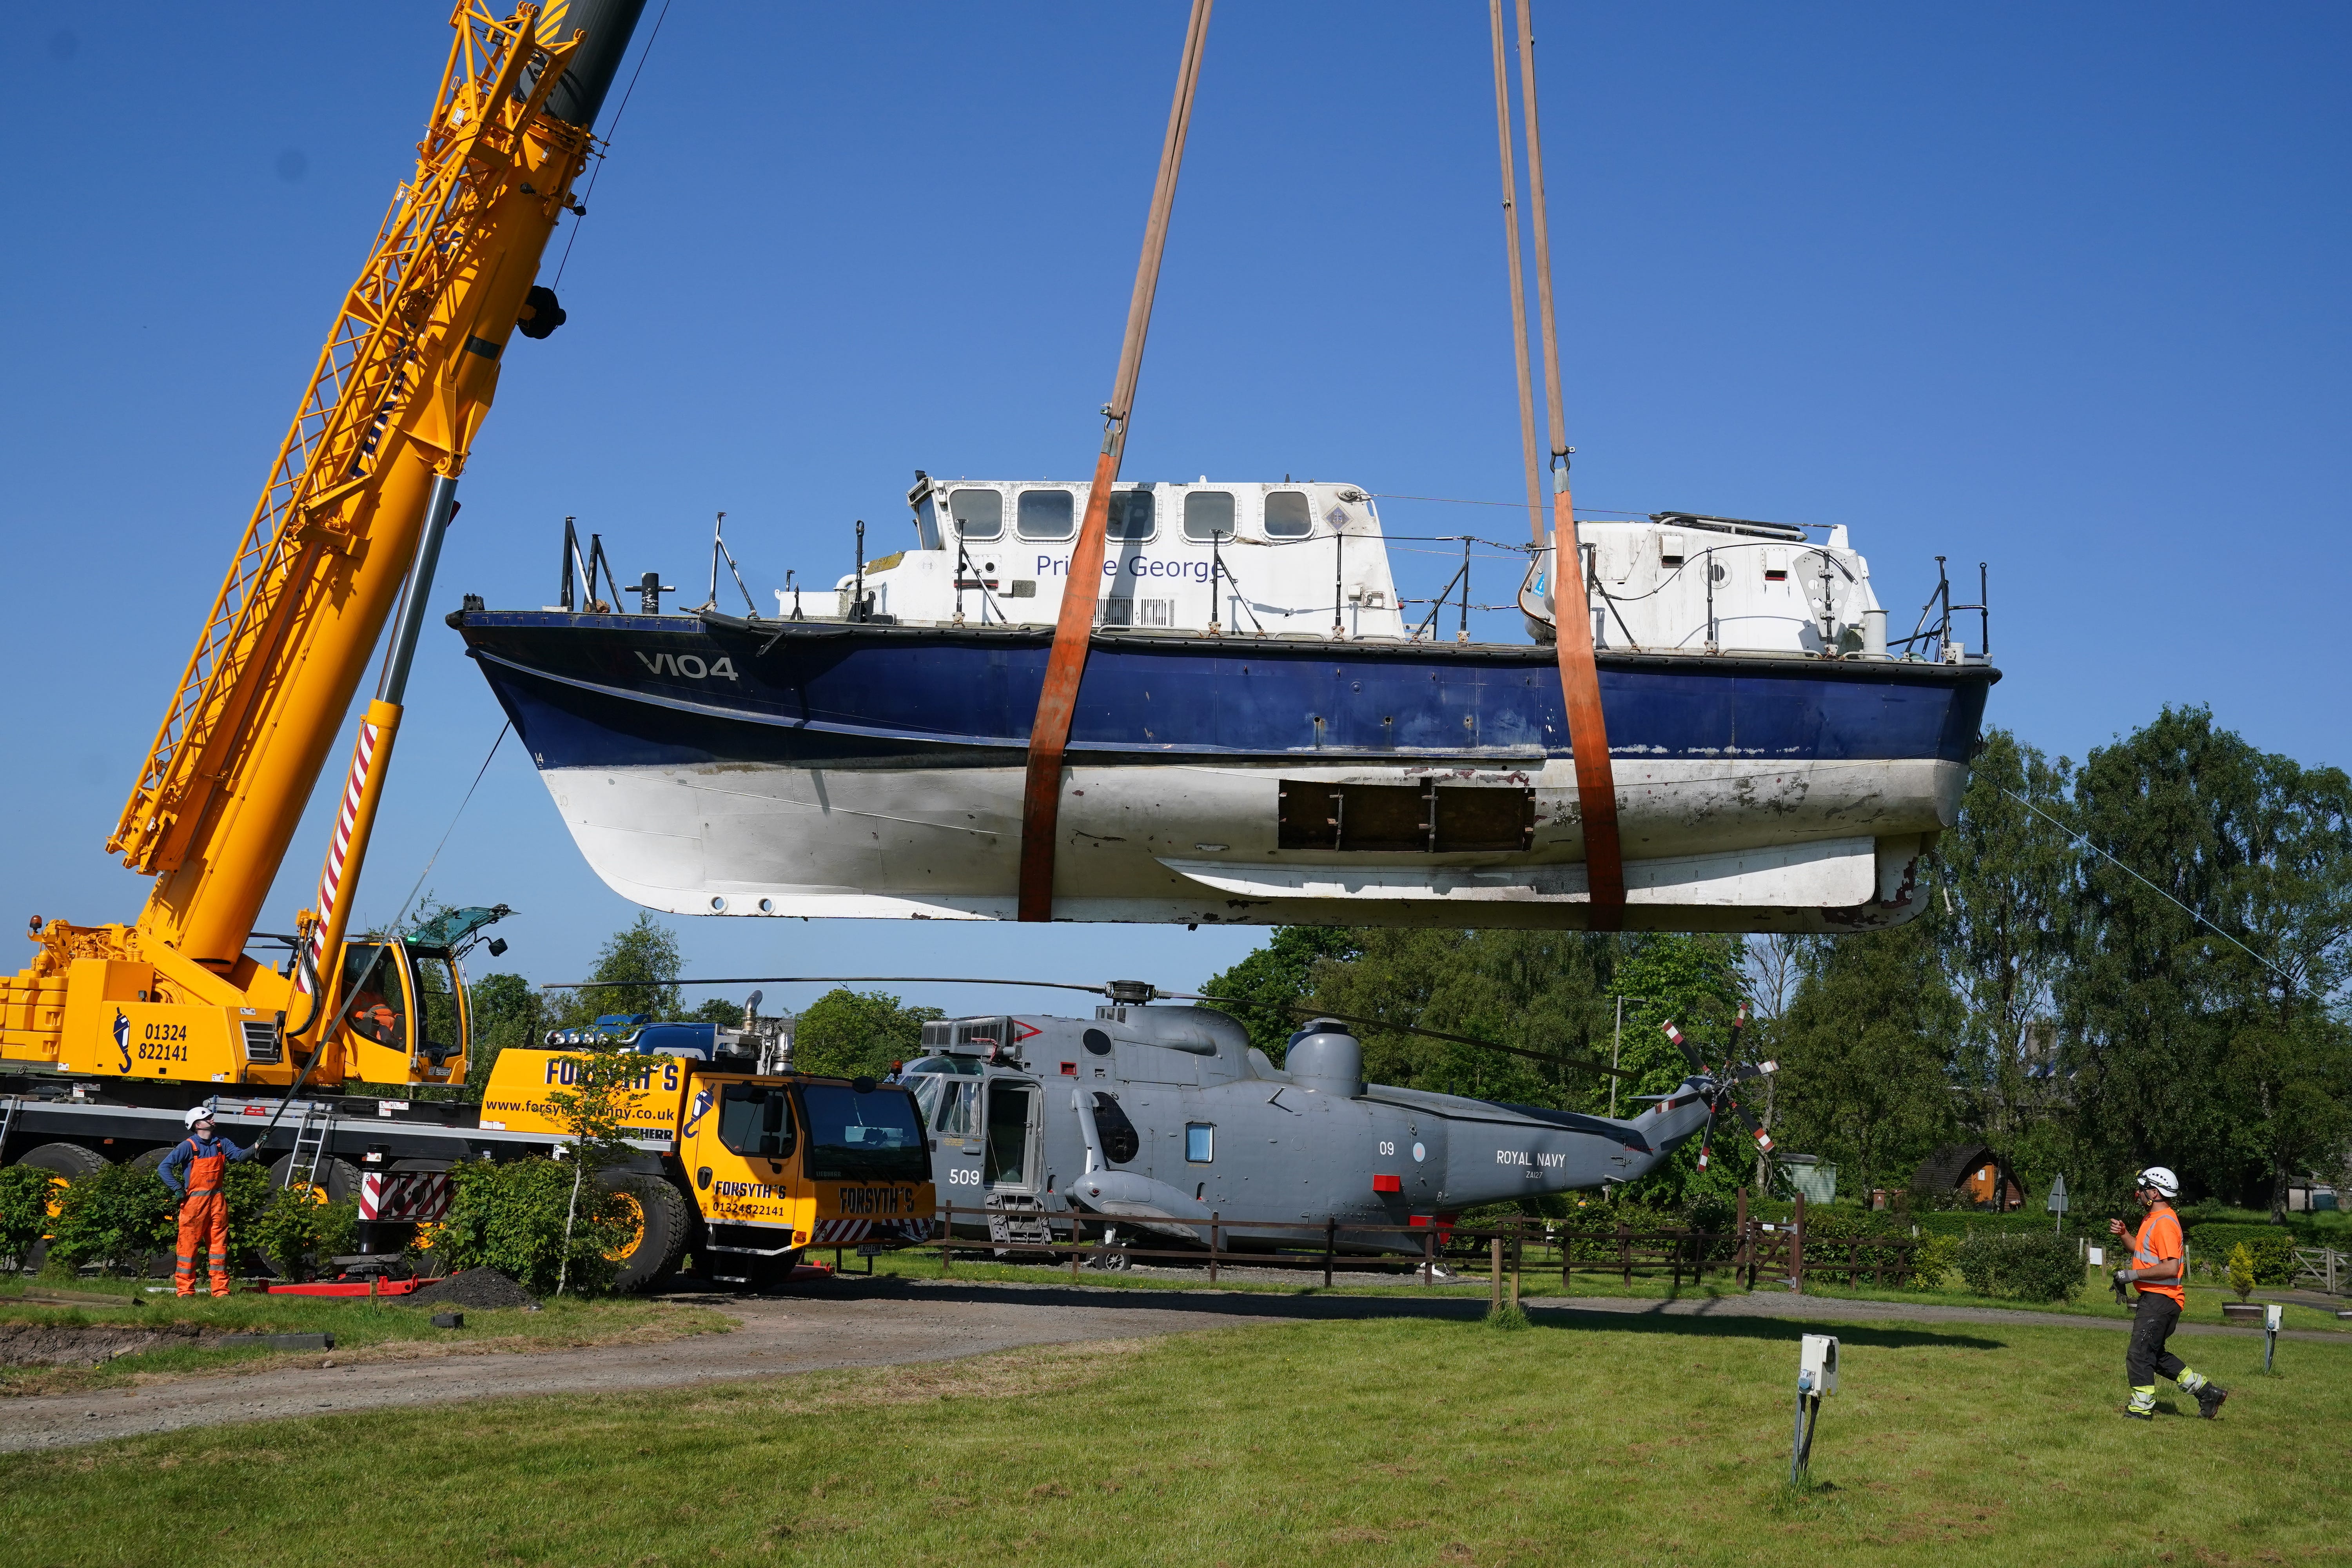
left=950, top=488, right=1003, bottom=541
left=1183, top=490, right=1236, bottom=540
left=985, top=1083, right=1035, bottom=1185
left=1263, top=490, right=1312, bottom=538
left=1105, top=490, right=1155, bottom=541
left=1185, top=1123, right=1215, bottom=1163
left=717, top=1082, right=797, bottom=1161
left=795, top=1083, right=929, bottom=1181
left=1017, top=488, right=1075, bottom=540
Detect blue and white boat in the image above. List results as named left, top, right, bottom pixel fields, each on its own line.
left=452, top=477, right=1994, bottom=931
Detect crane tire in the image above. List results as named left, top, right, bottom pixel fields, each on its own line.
left=11, top=1143, right=109, bottom=1275
left=599, top=1170, right=690, bottom=1293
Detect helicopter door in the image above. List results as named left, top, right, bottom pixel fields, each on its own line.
left=982, top=1081, right=1040, bottom=1193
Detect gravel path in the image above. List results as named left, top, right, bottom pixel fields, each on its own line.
left=0, top=1278, right=2335, bottom=1453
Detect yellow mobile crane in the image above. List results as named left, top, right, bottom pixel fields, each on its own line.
left=0, top=2, right=646, bottom=1095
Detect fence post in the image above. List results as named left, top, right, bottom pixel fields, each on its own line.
left=1791, top=1192, right=1806, bottom=1294
left=1422, top=1226, right=1436, bottom=1286
left=1736, top=1187, right=1751, bottom=1291
left=1324, top=1216, right=1336, bottom=1289
left=1510, top=1219, right=1523, bottom=1312
left=939, top=1202, right=952, bottom=1274
left=1561, top=1221, right=1572, bottom=1290
left=1618, top=1220, right=1631, bottom=1289
left=1490, top=1234, right=1504, bottom=1314
left=1209, top=1212, right=1220, bottom=1285
left=1071, top=1212, right=1083, bottom=1283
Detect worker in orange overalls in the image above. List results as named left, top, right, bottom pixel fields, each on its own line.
left=160, top=1106, right=260, bottom=1298
left=2108, top=1165, right=2227, bottom=1420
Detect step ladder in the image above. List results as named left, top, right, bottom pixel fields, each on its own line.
left=0, top=1094, right=18, bottom=1163
left=984, top=1192, right=1055, bottom=1256
left=283, top=1102, right=334, bottom=1191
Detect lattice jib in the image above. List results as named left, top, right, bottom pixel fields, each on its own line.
left=109, top=5, right=580, bottom=873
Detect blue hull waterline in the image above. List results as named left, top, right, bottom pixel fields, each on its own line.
left=452, top=608, right=1996, bottom=931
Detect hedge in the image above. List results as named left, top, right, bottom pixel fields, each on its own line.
left=2185, top=1224, right=2300, bottom=1288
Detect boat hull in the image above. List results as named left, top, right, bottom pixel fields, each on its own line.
left=453, top=611, right=1996, bottom=931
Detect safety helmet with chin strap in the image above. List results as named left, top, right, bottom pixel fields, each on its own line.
left=2138, top=1165, right=2180, bottom=1199
left=183, top=1105, right=214, bottom=1131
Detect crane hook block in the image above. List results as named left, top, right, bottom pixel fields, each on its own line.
left=517, top=285, right=566, bottom=341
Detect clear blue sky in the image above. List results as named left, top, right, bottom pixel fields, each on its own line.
left=4, top=4, right=2345, bottom=1022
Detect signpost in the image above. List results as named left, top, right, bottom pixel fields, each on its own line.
left=2047, top=1172, right=2069, bottom=1238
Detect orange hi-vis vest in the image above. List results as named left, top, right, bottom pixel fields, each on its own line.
left=2134, top=1201, right=2186, bottom=1306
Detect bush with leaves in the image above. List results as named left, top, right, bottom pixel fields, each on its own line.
left=423, top=1158, right=628, bottom=1297
left=45, top=1156, right=276, bottom=1278
left=252, top=1186, right=359, bottom=1281
left=1956, top=1230, right=2085, bottom=1303
left=1909, top=1232, right=1963, bottom=1289
left=0, top=1164, right=61, bottom=1274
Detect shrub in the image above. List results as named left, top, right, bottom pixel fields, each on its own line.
left=45, top=1161, right=177, bottom=1276
left=1956, top=1230, right=2085, bottom=1303
left=2226, top=1242, right=2257, bottom=1302
left=1910, top=1232, right=1963, bottom=1289
left=252, top=1185, right=360, bottom=1281
left=422, top=1158, right=629, bottom=1297
left=2188, top=1225, right=2298, bottom=1287
left=0, top=1164, right=61, bottom=1274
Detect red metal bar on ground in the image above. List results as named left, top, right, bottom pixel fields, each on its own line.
left=1017, top=0, right=1214, bottom=923
left=1512, top=0, right=1624, bottom=924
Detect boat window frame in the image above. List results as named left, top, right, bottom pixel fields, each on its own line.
left=1104, top=488, right=1157, bottom=543
left=1262, top=489, right=1313, bottom=539
left=1183, top=490, right=1236, bottom=542
left=1016, top=487, right=1076, bottom=541
left=949, top=487, right=1004, bottom=542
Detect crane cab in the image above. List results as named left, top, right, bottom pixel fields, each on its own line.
left=325, top=937, right=470, bottom=1087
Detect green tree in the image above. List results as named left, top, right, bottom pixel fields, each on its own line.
left=690, top=996, right=746, bottom=1029
left=1774, top=922, right=1962, bottom=1201
left=553, top=914, right=682, bottom=1029
left=543, top=1033, right=649, bottom=1296
left=463, top=971, right=546, bottom=1100
left=1200, top=926, right=1367, bottom=1060
left=1933, top=730, right=2077, bottom=1181
left=0, top=1165, right=60, bottom=1276
left=1608, top=933, right=1751, bottom=1206
left=793, top=989, right=943, bottom=1079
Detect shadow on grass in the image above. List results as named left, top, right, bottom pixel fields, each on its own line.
left=753, top=1276, right=2007, bottom=1351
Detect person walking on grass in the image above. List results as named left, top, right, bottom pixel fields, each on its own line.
left=2109, top=1165, right=2227, bottom=1421
left=160, top=1106, right=260, bottom=1298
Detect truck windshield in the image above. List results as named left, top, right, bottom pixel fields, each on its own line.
left=795, top=1084, right=929, bottom=1181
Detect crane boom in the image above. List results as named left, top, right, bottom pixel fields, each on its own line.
left=1, top=0, right=646, bottom=1089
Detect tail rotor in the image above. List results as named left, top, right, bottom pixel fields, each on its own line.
left=1658, top=1005, right=1773, bottom=1171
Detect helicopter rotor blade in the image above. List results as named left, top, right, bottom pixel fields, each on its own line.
left=1217, top=999, right=1638, bottom=1080
left=540, top=975, right=1120, bottom=996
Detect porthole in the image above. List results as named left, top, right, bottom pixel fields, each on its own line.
left=709, top=896, right=727, bottom=913
left=757, top=898, right=775, bottom=914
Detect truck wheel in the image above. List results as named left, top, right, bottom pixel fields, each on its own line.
left=266, top=1154, right=360, bottom=1201
left=11, top=1143, right=108, bottom=1275
left=599, top=1170, right=689, bottom=1293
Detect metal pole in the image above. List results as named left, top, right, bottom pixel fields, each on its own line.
left=1610, top=996, right=1622, bottom=1118
left=1790, top=1376, right=1812, bottom=1486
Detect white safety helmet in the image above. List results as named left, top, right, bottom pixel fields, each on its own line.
left=183, top=1105, right=213, bottom=1130
left=2138, top=1165, right=2180, bottom=1199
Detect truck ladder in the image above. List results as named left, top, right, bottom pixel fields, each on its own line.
left=284, top=1102, right=335, bottom=1191
left=0, top=1094, right=18, bottom=1163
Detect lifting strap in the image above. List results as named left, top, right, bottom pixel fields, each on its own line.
left=1492, top=0, right=1624, bottom=926
left=1018, top=0, right=1214, bottom=923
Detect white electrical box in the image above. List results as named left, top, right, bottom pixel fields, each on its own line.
left=2265, top=1304, right=2285, bottom=1331
left=1799, top=1334, right=1839, bottom=1395
left=2087, top=1245, right=2105, bottom=1267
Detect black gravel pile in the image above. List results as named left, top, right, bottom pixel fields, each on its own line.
left=404, top=1267, right=538, bottom=1311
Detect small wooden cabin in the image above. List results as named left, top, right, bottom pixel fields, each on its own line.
left=1913, top=1143, right=2025, bottom=1211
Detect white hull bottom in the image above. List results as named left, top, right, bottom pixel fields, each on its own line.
left=536, top=756, right=1962, bottom=932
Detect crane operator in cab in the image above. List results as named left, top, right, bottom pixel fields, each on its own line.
left=2109, top=1165, right=2227, bottom=1420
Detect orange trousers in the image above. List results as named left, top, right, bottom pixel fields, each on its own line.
left=174, top=1187, right=230, bottom=1297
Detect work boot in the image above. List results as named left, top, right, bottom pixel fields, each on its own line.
left=2120, top=1406, right=2154, bottom=1421
left=2124, top=1385, right=2157, bottom=1421
left=2196, top=1383, right=2229, bottom=1420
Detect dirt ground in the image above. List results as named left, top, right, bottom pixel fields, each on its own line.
left=0, top=1276, right=2328, bottom=1453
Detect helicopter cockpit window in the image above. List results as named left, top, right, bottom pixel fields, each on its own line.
left=1185, top=1122, right=1215, bottom=1163
left=338, top=944, right=406, bottom=1051
left=718, top=1083, right=797, bottom=1161
left=1091, top=1093, right=1141, bottom=1165
left=908, top=1074, right=978, bottom=1137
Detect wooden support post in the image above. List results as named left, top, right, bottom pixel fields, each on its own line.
left=1208, top=1211, right=1220, bottom=1285
left=1071, top=1212, right=1083, bottom=1284
left=939, top=1203, right=951, bottom=1274
left=1423, top=1227, right=1436, bottom=1286
left=1791, top=1191, right=1806, bottom=1295
left=1736, top=1187, right=1750, bottom=1291
left=1324, top=1216, right=1336, bottom=1289
left=1510, top=1221, right=1523, bottom=1312
left=1618, top=1220, right=1631, bottom=1289
left=1490, top=1235, right=1504, bottom=1313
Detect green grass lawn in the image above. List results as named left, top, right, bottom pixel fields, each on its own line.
left=855, top=1246, right=2352, bottom=1335
left=0, top=1276, right=732, bottom=1394
left=4, top=1305, right=2345, bottom=1567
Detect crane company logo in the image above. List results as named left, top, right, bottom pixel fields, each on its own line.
left=682, top=1085, right=714, bottom=1138
left=836, top=1185, right=918, bottom=1216
left=112, top=1010, right=131, bottom=1073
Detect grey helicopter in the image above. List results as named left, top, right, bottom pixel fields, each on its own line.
left=650, top=975, right=1776, bottom=1263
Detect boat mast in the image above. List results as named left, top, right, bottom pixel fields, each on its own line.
left=1018, top=0, right=1214, bottom=923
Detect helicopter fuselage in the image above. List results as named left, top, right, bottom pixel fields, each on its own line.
left=900, top=1003, right=1725, bottom=1255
